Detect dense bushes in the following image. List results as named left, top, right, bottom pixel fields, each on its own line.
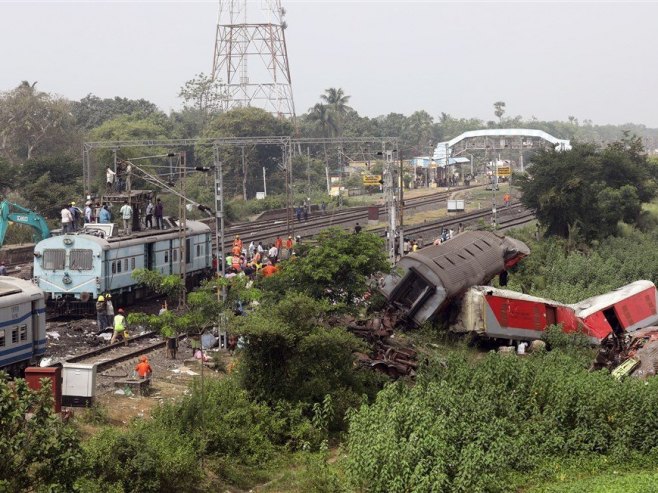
left=80, top=376, right=334, bottom=492
left=509, top=226, right=658, bottom=303
left=345, top=351, right=658, bottom=492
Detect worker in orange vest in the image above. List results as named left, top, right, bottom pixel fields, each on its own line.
left=503, top=193, right=511, bottom=207
left=285, top=236, right=293, bottom=250
left=275, top=236, right=283, bottom=250
left=134, top=355, right=152, bottom=379
left=233, top=235, right=243, bottom=251
left=262, top=261, right=278, bottom=278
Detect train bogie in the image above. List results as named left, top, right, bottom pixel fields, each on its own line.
left=453, top=280, right=658, bottom=344
left=380, top=231, right=530, bottom=326
left=33, top=219, right=212, bottom=313
left=0, top=277, right=46, bottom=375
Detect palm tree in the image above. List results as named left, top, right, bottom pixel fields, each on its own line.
left=320, top=88, right=351, bottom=136
left=306, top=103, right=337, bottom=192
left=307, top=103, right=336, bottom=138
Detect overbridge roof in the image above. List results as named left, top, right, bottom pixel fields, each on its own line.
left=433, top=128, right=571, bottom=162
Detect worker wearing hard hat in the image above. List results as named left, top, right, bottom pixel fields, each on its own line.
left=96, top=295, right=108, bottom=334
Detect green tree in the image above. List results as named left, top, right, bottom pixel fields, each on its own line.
left=262, top=228, right=389, bottom=305
left=493, top=100, right=506, bottom=123
left=198, top=107, right=292, bottom=199
left=320, top=88, right=351, bottom=136
left=0, top=375, right=82, bottom=491
left=72, top=94, right=161, bottom=131
left=233, top=291, right=376, bottom=427
left=0, top=81, right=78, bottom=163
left=178, top=72, right=224, bottom=124
left=517, top=136, right=658, bottom=241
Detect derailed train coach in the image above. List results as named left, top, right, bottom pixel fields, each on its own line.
left=379, top=231, right=530, bottom=327
left=453, top=280, right=658, bottom=343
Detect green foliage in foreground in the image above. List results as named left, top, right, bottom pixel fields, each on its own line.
left=80, top=376, right=333, bottom=492
left=0, top=375, right=82, bottom=493
left=530, top=469, right=658, bottom=493
left=507, top=225, right=658, bottom=303
left=233, top=291, right=383, bottom=429
left=345, top=351, right=658, bottom=493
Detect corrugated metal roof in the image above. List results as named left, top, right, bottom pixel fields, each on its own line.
left=407, top=231, right=529, bottom=298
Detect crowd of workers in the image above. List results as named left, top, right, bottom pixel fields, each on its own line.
left=216, top=234, right=304, bottom=280
left=61, top=197, right=166, bottom=236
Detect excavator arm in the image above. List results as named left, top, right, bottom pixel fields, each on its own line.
left=0, top=200, right=51, bottom=247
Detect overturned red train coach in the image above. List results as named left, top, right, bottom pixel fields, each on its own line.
left=454, top=280, right=658, bottom=343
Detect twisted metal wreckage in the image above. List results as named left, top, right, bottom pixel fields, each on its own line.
left=347, top=231, right=658, bottom=379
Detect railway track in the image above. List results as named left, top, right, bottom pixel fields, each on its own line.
left=54, top=331, right=177, bottom=371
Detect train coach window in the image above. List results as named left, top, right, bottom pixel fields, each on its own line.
left=70, top=249, right=93, bottom=270
left=164, top=251, right=169, bottom=263
left=43, top=249, right=65, bottom=270
left=0, top=330, right=4, bottom=347
left=197, top=244, right=201, bottom=257
left=117, top=260, right=122, bottom=273
left=173, top=250, right=178, bottom=262
left=131, top=258, right=136, bottom=269
left=19, top=325, right=27, bottom=341
left=124, top=259, right=128, bottom=271
left=111, top=261, right=116, bottom=274
left=11, top=328, right=18, bottom=344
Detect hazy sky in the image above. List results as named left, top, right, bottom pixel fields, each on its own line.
left=2, top=1, right=657, bottom=126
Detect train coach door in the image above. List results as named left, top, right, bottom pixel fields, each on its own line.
left=31, top=300, right=40, bottom=355
left=145, top=243, right=155, bottom=270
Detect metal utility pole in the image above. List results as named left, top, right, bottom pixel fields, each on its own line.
left=263, top=167, right=267, bottom=197
left=213, top=146, right=226, bottom=281
left=211, top=0, right=296, bottom=119
left=178, top=152, right=187, bottom=307
left=381, top=146, right=397, bottom=265
left=398, top=149, right=404, bottom=259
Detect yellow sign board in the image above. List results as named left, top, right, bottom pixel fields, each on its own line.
left=496, top=166, right=511, bottom=177
left=363, top=175, right=382, bottom=185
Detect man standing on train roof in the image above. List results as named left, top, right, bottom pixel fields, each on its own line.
left=106, top=167, right=116, bottom=190
left=145, top=200, right=154, bottom=229
left=99, top=205, right=111, bottom=224
left=154, top=198, right=164, bottom=229
left=120, top=200, right=133, bottom=236
left=96, top=295, right=108, bottom=334
left=84, top=201, right=92, bottom=224
left=61, top=204, right=73, bottom=233
left=110, top=308, right=129, bottom=345
left=69, top=202, right=81, bottom=231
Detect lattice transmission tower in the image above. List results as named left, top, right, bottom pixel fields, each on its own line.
left=211, top=0, right=296, bottom=119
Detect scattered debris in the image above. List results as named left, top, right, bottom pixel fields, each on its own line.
left=342, top=310, right=418, bottom=378
left=593, top=327, right=658, bottom=379
left=46, top=331, right=60, bottom=340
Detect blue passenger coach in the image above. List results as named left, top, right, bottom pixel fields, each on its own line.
left=33, top=219, right=212, bottom=313
left=0, top=277, right=46, bottom=375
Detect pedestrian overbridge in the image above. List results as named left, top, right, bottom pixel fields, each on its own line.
left=433, top=129, right=571, bottom=171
